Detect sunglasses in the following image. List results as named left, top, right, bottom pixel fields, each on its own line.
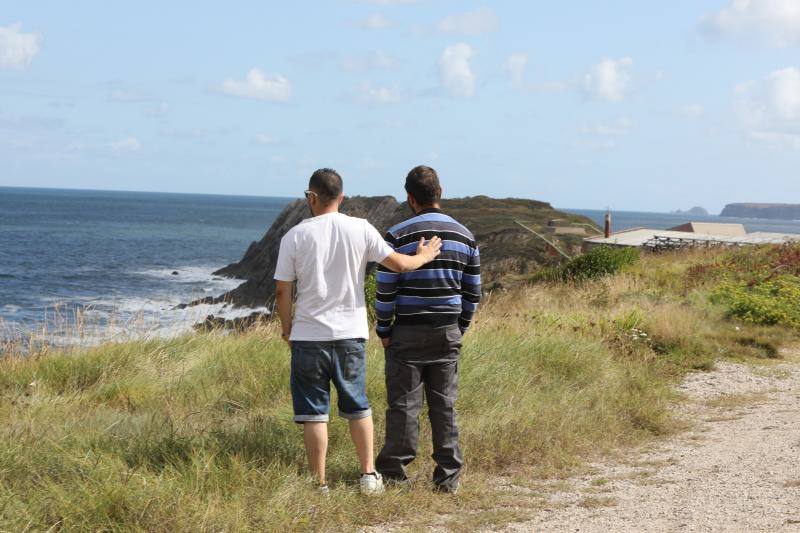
left=304, top=190, right=318, bottom=199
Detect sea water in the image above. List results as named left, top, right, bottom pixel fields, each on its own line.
left=0, top=187, right=291, bottom=343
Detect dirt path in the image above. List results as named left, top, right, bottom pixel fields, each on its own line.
left=495, top=353, right=800, bottom=532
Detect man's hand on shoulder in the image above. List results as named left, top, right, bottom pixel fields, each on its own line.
left=380, top=235, right=442, bottom=273
left=416, top=236, right=442, bottom=263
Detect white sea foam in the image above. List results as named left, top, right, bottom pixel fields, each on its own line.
left=133, top=265, right=242, bottom=290
left=2, top=305, right=20, bottom=315
left=3, top=265, right=264, bottom=347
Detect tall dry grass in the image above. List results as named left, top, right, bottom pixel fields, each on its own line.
left=0, top=248, right=796, bottom=531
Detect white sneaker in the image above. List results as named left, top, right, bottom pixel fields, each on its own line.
left=359, top=472, right=384, bottom=495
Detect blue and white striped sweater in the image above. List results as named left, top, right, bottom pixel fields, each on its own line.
left=375, top=209, right=481, bottom=338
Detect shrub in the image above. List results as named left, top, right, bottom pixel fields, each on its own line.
left=712, top=275, right=800, bottom=328
left=561, top=246, right=640, bottom=281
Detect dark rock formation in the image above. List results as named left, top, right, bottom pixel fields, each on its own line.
left=192, top=195, right=597, bottom=309
left=194, top=311, right=271, bottom=332
left=720, top=203, right=800, bottom=220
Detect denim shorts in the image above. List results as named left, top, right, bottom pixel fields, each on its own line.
left=290, top=338, right=371, bottom=423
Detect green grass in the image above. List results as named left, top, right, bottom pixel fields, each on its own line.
left=0, top=246, right=797, bottom=531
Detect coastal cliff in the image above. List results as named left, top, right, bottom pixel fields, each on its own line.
left=720, top=203, right=800, bottom=220
left=200, top=196, right=597, bottom=308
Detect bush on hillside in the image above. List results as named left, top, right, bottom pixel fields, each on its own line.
left=687, top=244, right=800, bottom=329
left=712, top=275, right=800, bottom=327
left=560, top=246, right=640, bottom=281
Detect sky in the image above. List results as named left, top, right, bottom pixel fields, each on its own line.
left=1, top=1, right=799, bottom=213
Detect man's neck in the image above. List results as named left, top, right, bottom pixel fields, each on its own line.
left=312, top=203, right=340, bottom=217
left=414, top=203, right=441, bottom=215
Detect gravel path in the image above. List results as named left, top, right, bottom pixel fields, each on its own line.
left=495, top=353, right=800, bottom=532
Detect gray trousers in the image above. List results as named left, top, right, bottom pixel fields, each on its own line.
left=376, top=324, right=463, bottom=489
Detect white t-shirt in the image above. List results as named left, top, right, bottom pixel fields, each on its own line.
left=274, top=212, right=394, bottom=341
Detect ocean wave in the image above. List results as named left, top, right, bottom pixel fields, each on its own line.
left=2, top=305, right=20, bottom=315
left=3, top=298, right=271, bottom=346
left=133, top=265, right=241, bottom=288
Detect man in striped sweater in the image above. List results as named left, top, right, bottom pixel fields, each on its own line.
left=374, top=165, right=481, bottom=493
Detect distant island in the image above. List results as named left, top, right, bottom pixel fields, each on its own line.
left=720, top=203, right=800, bottom=220
left=672, top=206, right=709, bottom=216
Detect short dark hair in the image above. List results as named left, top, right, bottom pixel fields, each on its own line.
left=308, top=168, right=343, bottom=204
left=405, top=165, right=442, bottom=206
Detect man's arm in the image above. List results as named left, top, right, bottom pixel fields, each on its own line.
left=458, top=245, right=481, bottom=335
left=378, top=236, right=442, bottom=273
left=275, top=280, right=294, bottom=344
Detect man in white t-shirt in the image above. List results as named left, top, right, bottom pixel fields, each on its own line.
left=274, top=168, right=442, bottom=495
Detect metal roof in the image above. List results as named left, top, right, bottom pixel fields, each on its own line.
left=667, top=222, right=747, bottom=236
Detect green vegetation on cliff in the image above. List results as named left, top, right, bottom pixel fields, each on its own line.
left=0, top=245, right=798, bottom=531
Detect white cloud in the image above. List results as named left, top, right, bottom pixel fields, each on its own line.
left=220, top=68, right=292, bottom=102
left=143, top=101, right=171, bottom=118
left=504, top=53, right=528, bottom=88
left=701, top=0, right=800, bottom=47
left=110, top=136, right=141, bottom=153
left=581, top=117, right=633, bottom=137
left=356, top=83, right=402, bottom=105
left=339, top=50, right=396, bottom=73
left=439, top=43, right=475, bottom=98
left=747, top=130, right=800, bottom=149
left=583, top=57, right=634, bottom=102
left=678, top=103, right=705, bottom=118
left=437, top=7, right=498, bottom=35
left=360, top=13, right=391, bottom=30
left=254, top=133, right=278, bottom=145
left=578, top=117, right=633, bottom=150
left=0, top=23, right=41, bottom=69
left=736, top=67, right=800, bottom=148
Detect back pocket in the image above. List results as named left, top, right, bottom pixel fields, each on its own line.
left=292, top=344, right=324, bottom=380
left=340, top=343, right=365, bottom=381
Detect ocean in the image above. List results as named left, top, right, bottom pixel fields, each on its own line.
left=0, top=187, right=290, bottom=343
left=2, top=187, right=799, bottom=344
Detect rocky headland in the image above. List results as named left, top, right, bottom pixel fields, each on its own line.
left=720, top=203, right=800, bottom=220
left=189, top=196, right=597, bottom=310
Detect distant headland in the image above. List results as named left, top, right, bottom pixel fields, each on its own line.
left=720, top=203, right=800, bottom=220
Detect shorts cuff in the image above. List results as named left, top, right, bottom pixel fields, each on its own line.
left=294, top=414, right=329, bottom=423
left=339, top=408, right=372, bottom=421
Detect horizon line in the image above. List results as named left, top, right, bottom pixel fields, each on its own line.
left=1, top=185, right=741, bottom=216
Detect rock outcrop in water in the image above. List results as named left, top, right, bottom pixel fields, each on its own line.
left=720, top=203, right=800, bottom=220
left=194, top=196, right=597, bottom=309
left=673, top=206, right=709, bottom=216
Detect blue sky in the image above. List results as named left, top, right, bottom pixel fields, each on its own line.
left=1, top=1, right=799, bottom=212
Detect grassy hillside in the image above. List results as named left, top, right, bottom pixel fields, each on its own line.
left=0, top=245, right=797, bottom=531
